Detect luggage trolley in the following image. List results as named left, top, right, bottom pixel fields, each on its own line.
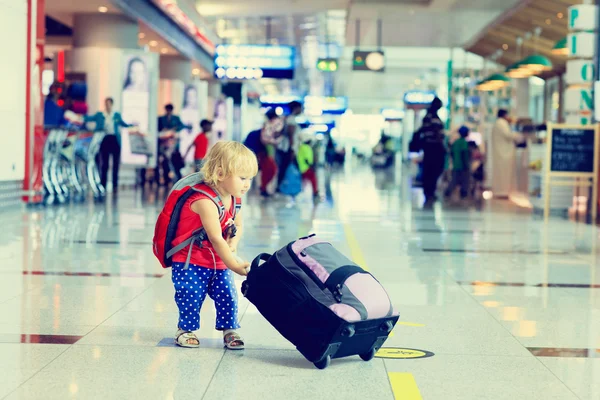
left=43, top=129, right=69, bottom=205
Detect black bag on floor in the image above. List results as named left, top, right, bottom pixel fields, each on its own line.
left=241, top=234, right=399, bottom=369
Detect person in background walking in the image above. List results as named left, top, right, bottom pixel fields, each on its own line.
left=184, top=119, right=212, bottom=172
left=276, top=101, right=303, bottom=190
left=85, top=97, right=132, bottom=193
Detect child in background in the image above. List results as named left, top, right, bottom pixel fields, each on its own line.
left=469, top=141, right=485, bottom=196
left=184, top=119, right=212, bottom=172
left=296, top=130, right=319, bottom=198
left=171, top=141, right=257, bottom=350
left=445, top=125, right=471, bottom=199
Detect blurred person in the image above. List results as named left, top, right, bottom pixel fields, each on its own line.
left=445, top=125, right=471, bottom=200
left=157, top=104, right=191, bottom=184
left=277, top=101, right=303, bottom=189
left=259, top=109, right=284, bottom=197
left=184, top=119, right=212, bottom=172
left=84, top=97, right=132, bottom=192
left=491, top=109, right=523, bottom=198
left=297, top=130, right=319, bottom=198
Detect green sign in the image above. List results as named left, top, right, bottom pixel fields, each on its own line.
left=317, top=58, right=338, bottom=72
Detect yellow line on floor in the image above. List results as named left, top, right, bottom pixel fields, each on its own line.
left=388, top=373, right=423, bottom=400
left=343, top=223, right=368, bottom=271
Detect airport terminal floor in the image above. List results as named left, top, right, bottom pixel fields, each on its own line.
left=1, top=164, right=599, bottom=400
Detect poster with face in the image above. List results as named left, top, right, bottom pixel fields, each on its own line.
left=121, top=54, right=152, bottom=165
left=179, top=84, right=201, bottom=163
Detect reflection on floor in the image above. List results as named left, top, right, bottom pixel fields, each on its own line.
left=1, top=165, right=599, bottom=399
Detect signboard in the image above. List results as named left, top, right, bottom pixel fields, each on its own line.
left=317, top=58, right=338, bottom=72
left=403, top=91, right=437, bottom=106
left=544, top=123, right=599, bottom=221
left=214, top=44, right=296, bottom=80
left=381, top=108, right=405, bottom=121
left=549, top=126, right=595, bottom=173
left=121, top=53, right=153, bottom=166
left=353, top=50, right=385, bottom=72
left=304, top=96, right=347, bottom=115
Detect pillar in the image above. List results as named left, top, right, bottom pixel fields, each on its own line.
left=514, top=79, right=530, bottom=119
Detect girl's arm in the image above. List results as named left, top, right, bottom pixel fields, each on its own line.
left=191, top=199, right=249, bottom=276
left=228, top=209, right=244, bottom=253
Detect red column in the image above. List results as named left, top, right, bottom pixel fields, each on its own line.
left=23, top=0, right=45, bottom=203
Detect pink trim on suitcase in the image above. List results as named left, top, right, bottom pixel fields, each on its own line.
left=329, top=304, right=361, bottom=322
left=344, top=274, right=392, bottom=320
left=291, top=237, right=331, bottom=283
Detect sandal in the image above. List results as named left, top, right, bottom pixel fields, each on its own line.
left=223, top=331, right=245, bottom=350
left=175, top=330, right=199, bottom=348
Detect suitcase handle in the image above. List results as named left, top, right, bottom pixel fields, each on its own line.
left=251, top=253, right=271, bottom=270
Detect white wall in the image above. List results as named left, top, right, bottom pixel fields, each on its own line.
left=0, top=0, right=27, bottom=181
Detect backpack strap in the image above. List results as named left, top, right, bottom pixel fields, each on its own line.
left=191, top=185, right=226, bottom=222
left=166, top=227, right=208, bottom=270
left=232, top=197, right=242, bottom=219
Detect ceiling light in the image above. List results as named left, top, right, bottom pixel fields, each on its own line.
left=192, top=68, right=201, bottom=75
left=557, top=12, right=564, bottom=19
left=502, top=43, right=508, bottom=50
left=138, top=33, right=146, bottom=39
left=98, top=6, right=108, bottom=13
left=160, top=48, right=168, bottom=54
left=545, top=19, right=551, bottom=25
left=149, top=40, right=158, bottom=47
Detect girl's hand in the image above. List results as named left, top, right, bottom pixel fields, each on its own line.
left=231, top=259, right=250, bottom=276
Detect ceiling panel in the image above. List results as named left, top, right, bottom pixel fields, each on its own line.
left=466, top=0, right=578, bottom=74
left=196, top=0, right=349, bottom=18
left=346, top=0, right=522, bottom=47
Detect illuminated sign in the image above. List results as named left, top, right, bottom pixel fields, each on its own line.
left=317, top=58, right=338, bottom=72
left=353, top=50, right=385, bottom=72
left=214, top=45, right=296, bottom=80
left=304, top=96, right=347, bottom=115
left=153, top=0, right=216, bottom=54
left=403, top=91, right=437, bottom=106
left=381, top=108, right=405, bottom=120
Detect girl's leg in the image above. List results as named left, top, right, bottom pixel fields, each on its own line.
left=207, top=269, right=240, bottom=331
left=172, top=263, right=211, bottom=332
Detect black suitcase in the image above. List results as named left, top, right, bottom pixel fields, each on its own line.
left=241, top=237, right=399, bottom=369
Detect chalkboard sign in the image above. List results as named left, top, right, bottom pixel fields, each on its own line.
left=550, top=127, right=596, bottom=173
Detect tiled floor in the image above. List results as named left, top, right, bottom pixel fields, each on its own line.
left=1, top=165, right=599, bottom=399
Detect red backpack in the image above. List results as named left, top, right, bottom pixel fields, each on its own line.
left=152, top=173, right=242, bottom=269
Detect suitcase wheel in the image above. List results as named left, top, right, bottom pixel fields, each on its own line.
left=313, top=355, right=331, bottom=370
left=359, top=348, right=376, bottom=362
left=380, top=320, right=394, bottom=333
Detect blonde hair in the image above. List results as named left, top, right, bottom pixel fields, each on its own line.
left=201, top=141, right=258, bottom=187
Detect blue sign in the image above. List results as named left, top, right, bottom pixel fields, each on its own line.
left=403, top=91, right=437, bottom=106
left=214, top=45, right=296, bottom=80
left=381, top=108, right=405, bottom=120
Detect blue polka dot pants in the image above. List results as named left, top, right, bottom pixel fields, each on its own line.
left=171, top=263, right=240, bottom=332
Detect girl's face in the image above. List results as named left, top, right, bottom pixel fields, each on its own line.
left=220, top=174, right=252, bottom=197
